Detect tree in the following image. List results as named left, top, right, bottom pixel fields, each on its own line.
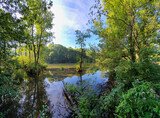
left=25, top=0, right=53, bottom=67
left=90, top=0, right=160, bottom=71
left=86, top=1, right=160, bottom=117
left=75, top=30, right=90, bottom=71
left=0, top=0, right=29, bottom=117
left=0, top=1, right=27, bottom=71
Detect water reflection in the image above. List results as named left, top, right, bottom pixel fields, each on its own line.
left=5, top=69, right=108, bottom=118
left=5, top=74, right=53, bottom=118
left=46, top=68, right=86, bottom=82
left=45, top=70, right=108, bottom=118
left=63, top=71, right=108, bottom=85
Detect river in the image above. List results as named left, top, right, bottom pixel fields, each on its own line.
left=4, top=68, right=108, bottom=118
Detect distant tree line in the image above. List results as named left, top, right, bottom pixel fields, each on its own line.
left=42, top=44, right=93, bottom=64
left=13, top=43, right=94, bottom=64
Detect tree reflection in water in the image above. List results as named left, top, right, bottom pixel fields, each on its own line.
left=3, top=69, right=108, bottom=118
left=5, top=74, right=53, bottom=118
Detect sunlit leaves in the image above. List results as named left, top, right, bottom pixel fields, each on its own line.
left=90, top=0, right=160, bottom=71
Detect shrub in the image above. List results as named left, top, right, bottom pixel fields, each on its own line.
left=116, top=47, right=160, bottom=89
left=39, top=105, right=48, bottom=118
left=116, top=60, right=160, bottom=89
left=13, top=56, right=47, bottom=75
left=101, top=51, right=160, bottom=117
left=12, top=69, right=26, bottom=82
left=115, top=80, right=160, bottom=117
left=99, top=83, right=125, bottom=117
left=64, top=81, right=101, bottom=118
left=76, top=65, right=80, bottom=70
left=0, top=71, right=18, bottom=118
left=60, top=66, right=64, bottom=71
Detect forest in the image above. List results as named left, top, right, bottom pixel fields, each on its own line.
left=0, top=0, right=160, bottom=118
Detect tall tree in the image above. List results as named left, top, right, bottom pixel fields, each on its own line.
left=75, top=30, right=90, bottom=71
left=90, top=0, right=160, bottom=71
left=25, top=0, right=53, bottom=67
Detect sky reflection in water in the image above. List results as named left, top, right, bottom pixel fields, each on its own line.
left=5, top=69, right=108, bottom=118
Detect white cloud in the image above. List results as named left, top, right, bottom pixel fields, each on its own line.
left=63, top=0, right=92, bottom=30
left=51, top=1, right=65, bottom=44
left=51, top=0, right=95, bottom=47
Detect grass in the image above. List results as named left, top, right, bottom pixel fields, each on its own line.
left=47, top=63, right=77, bottom=69
left=47, top=63, right=90, bottom=69
left=45, top=63, right=90, bottom=81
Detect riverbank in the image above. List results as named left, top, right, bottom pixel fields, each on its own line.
left=47, top=63, right=90, bottom=69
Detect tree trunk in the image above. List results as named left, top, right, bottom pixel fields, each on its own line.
left=129, top=5, right=136, bottom=63
left=0, top=56, right=1, bottom=74
left=15, top=44, right=17, bottom=57
left=29, top=45, right=31, bottom=60
left=36, top=25, right=43, bottom=65
left=80, top=43, right=83, bottom=70
left=31, top=24, right=37, bottom=67
left=134, top=30, right=139, bottom=61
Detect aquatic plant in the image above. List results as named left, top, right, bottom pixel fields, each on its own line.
left=60, top=66, right=64, bottom=71
left=39, top=105, right=48, bottom=118
left=64, top=81, right=101, bottom=117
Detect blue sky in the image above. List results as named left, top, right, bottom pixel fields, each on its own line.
left=51, top=0, right=100, bottom=48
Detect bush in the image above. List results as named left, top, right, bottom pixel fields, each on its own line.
left=64, top=81, right=101, bottom=118
left=76, top=65, right=80, bottom=70
left=116, top=60, right=160, bottom=89
left=101, top=49, right=160, bottom=117
left=0, top=71, right=18, bottom=118
left=39, top=105, right=48, bottom=118
left=12, top=69, right=26, bottom=82
left=60, top=66, right=64, bottom=71
left=116, top=80, right=160, bottom=117
left=13, top=56, right=47, bottom=75
left=99, top=83, right=125, bottom=117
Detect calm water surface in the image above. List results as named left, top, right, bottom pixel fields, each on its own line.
left=6, top=68, right=108, bottom=118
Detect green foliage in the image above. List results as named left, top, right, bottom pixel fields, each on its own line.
left=116, top=60, right=160, bottom=88
left=39, top=105, right=48, bottom=118
left=99, top=83, right=125, bottom=117
left=86, top=44, right=100, bottom=63
left=76, top=65, right=80, bottom=70
left=99, top=55, right=160, bottom=117
left=48, top=71, right=53, bottom=76
left=75, top=30, right=91, bottom=70
left=0, top=0, right=52, bottom=117
left=0, top=72, right=18, bottom=97
left=64, top=81, right=101, bottom=118
left=91, top=0, right=160, bottom=71
left=0, top=110, right=9, bottom=118
left=12, top=69, right=26, bottom=82
left=0, top=71, right=18, bottom=117
left=80, top=0, right=160, bottom=117
left=45, top=44, right=93, bottom=64
left=0, top=1, right=26, bottom=60
left=64, top=83, right=79, bottom=96
left=113, top=48, right=160, bottom=117
left=75, top=30, right=90, bottom=48
left=14, top=56, right=47, bottom=75
left=0, top=0, right=159, bottom=117
left=60, top=66, right=64, bottom=71
left=116, top=81, right=160, bottom=117
left=0, top=112, right=4, bottom=118
left=23, top=0, right=53, bottom=67
left=77, top=94, right=100, bottom=117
